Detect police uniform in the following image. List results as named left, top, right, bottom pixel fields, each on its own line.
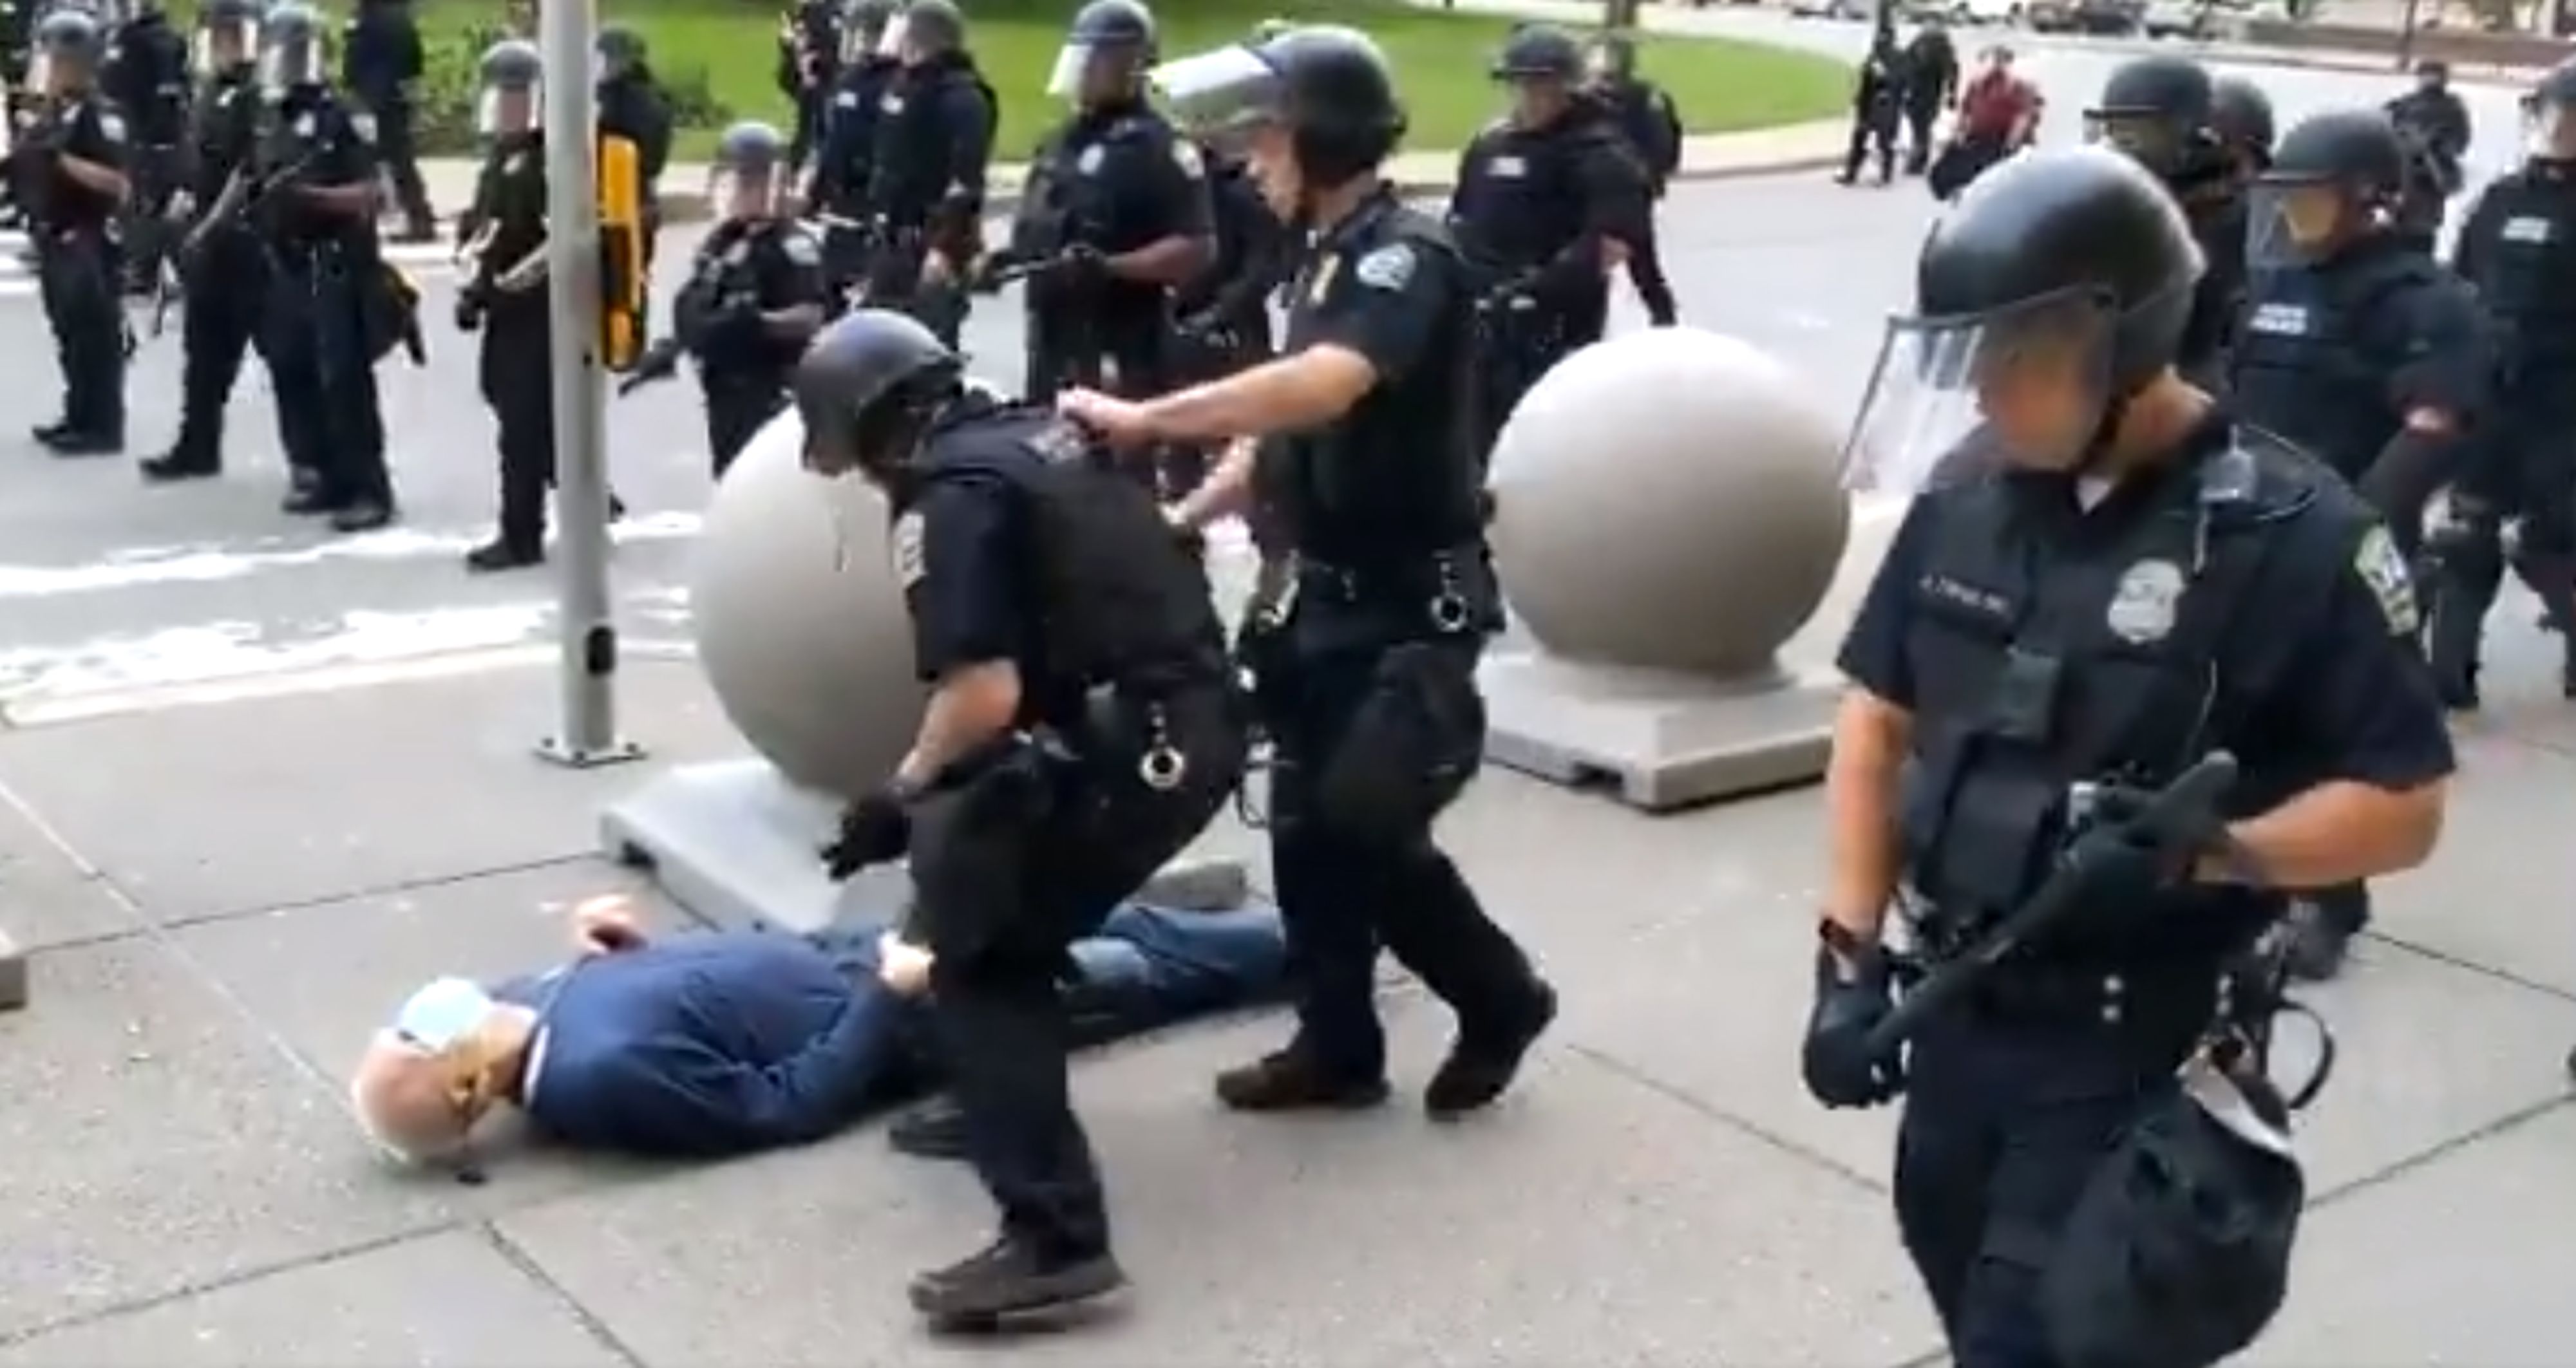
left=341, top=0, right=433, bottom=239
left=456, top=127, right=553, bottom=568
left=2430, top=151, right=2576, bottom=704
left=2384, top=76, right=2469, bottom=254
left=862, top=44, right=994, bottom=344
left=672, top=216, right=829, bottom=474
left=594, top=35, right=674, bottom=286
left=776, top=0, right=839, bottom=174
left=25, top=84, right=129, bottom=453
left=1012, top=104, right=1209, bottom=401
left=146, top=40, right=265, bottom=480
left=100, top=1, right=186, bottom=291
left=1167, top=142, right=1293, bottom=494
left=1592, top=59, right=1682, bottom=328
left=807, top=45, right=899, bottom=299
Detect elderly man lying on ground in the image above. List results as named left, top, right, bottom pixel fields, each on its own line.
left=350, top=892, right=1287, bottom=1166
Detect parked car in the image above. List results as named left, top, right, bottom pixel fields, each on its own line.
left=1786, top=0, right=1871, bottom=19
left=2025, top=0, right=2141, bottom=31
left=2141, top=0, right=2221, bottom=37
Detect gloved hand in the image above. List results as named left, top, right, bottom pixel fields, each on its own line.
left=453, top=292, right=482, bottom=332
left=820, top=787, right=911, bottom=880
left=2054, top=820, right=2187, bottom=942
left=1055, top=241, right=1108, bottom=288
left=1802, top=932, right=1905, bottom=1109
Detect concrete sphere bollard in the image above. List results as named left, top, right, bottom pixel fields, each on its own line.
left=1487, top=328, right=1852, bottom=679
left=688, top=408, right=925, bottom=800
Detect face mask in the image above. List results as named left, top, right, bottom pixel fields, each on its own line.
left=392, top=976, right=495, bottom=1054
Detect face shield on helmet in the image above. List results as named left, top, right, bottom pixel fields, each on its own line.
left=1150, top=43, right=1285, bottom=147
left=258, top=36, right=322, bottom=98
left=840, top=19, right=878, bottom=64
left=193, top=16, right=257, bottom=75
left=1842, top=287, right=2124, bottom=494
left=1048, top=38, right=1145, bottom=104
left=2526, top=94, right=2576, bottom=160
left=711, top=162, right=785, bottom=219
left=877, top=12, right=910, bottom=59
left=2244, top=178, right=2353, bottom=268
left=479, top=80, right=541, bottom=136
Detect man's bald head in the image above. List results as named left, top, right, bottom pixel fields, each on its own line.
left=350, top=1032, right=478, bottom=1162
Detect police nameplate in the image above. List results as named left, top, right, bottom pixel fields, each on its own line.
left=2106, top=559, right=2186, bottom=644
left=891, top=511, right=927, bottom=588
left=2354, top=525, right=2418, bottom=635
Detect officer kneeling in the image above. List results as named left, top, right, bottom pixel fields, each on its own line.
left=1816, top=146, right=2452, bottom=1368
left=795, top=309, right=1247, bottom=1327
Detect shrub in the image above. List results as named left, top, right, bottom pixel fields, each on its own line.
left=410, top=24, right=734, bottom=157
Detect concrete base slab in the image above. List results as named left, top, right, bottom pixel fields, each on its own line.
left=602, top=757, right=1253, bottom=935
left=1478, top=650, right=1837, bottom=810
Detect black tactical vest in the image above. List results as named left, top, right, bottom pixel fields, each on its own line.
left=2463, top=171, right=2576, bottom=386
left=2231, top=250, right=2430, bottom=478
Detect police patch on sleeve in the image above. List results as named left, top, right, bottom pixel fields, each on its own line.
left=783, top=230, right=821, bottom=267
left=350, top=111, right=377, bottom=142
left=2354, top=525, right=2419, bottom=636
left=891, top=511, right=927, bottom=588
left=1172, top=139, right=1202, bottom=179
left=1354, top=242, right=1416, bottom=293
left=99, top=111, right=125, bottom=144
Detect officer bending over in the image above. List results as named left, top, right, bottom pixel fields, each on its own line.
left=100, top=0, right=185, bottom=295
left=795, top=309, right=1246, bottom=1326
left=1585, top=31, right=1681, bottom=326
left=1007, top=0, right=1211, bottom=419
left=804, top=0, right=898, bottom=306
left=144, top=0, right=267, bottom=483
left=1449, top=23, right=1645, bottom=460
left=2230, top=109, right=2483, bottom=980
left=2427, top=60, right=2576, bottom=711
left=2087, top=56, right=2248, bottom=390
left=21, top=8, right=130, bottom=457
left=453, top=40, right=559, bottom=573
left=1068, top=26, right=1558, bottom=1121
left=860, top=0, right=994, bottom=346
left=671, top=121, right=828, bottom=476
left=593, top=26, right=672, bottom=288
left=1817, top=146, right=2451, bottom=1367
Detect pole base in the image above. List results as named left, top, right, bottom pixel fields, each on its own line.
left=0, top=926, right=28, bottom=1012
left=1477, top=649, right=1838, bottom=811
left=535, top=736, right=648, bottom=770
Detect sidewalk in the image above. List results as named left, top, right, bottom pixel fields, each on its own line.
left=412, top=115, right=1851, bottom=226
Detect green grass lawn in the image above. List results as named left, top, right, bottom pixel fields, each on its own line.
left=412, top=0, right=1848, bottom=160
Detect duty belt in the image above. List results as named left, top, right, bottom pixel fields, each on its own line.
left=1291, top=546, right=1484, bottom=635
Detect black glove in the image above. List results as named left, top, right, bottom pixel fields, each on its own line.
left=1802, top=931, right=1904, bottom=1109
left=1055, top=241, right=1108, bottom=288
left=820, top=788, right=911, bottom=880
left=453, top=292, right=482, bottom=332
left=2050, top=821, right=2184, bottom=944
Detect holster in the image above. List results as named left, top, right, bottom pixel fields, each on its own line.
left=903, top=732, right=1068, bottom=965
left=1314, top=641, right=1486, bottom=841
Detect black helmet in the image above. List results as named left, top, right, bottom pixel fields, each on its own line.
left=2530, top=55, right=2576, bottom=120
left=1054, top=0, right=1153, bottom=102
left=1492, top=22, right=1582, bottom=81
left=1068, top=0, right=1152, bottom=50
left=1844, top=147, right=2202, bottom=489
left=479, top=37, right=540, bottom=88
left=595, top=23, right=645, bottom=75
left=32, top=6, right=101, bottom=65
left=478, top=37, right=541, bottom=135
left=887, top=0, right=964, bottom=61
left=2210, top=75, right=2275, bottom=170
left=794, top=309, right=964, bottom=482
left=258, top=0, right=324, bottom=90
left=2415, top=56, right=2449, bottom=82
left=2248, top=109, right=2403, bottom=267
left=1152, top=25, right=1404, bottom=191
left=839, top=0, right=893, bottom=56
left=714, top=118, right=788, bottom=172
left=2088, top=54, right=2223, bottom=183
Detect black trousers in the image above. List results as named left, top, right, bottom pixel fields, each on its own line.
left=1622, top=211, right=1678, bottom=326
left=703, top=374, right=785, bottom=478
left=370, top=98, right=436, bottom=230
left=1843, top=107, right=1900, bottom=183
left=263, top=249, right=393, bottom=507
left=911, top=686, right=1245, bottom=1257
left=172, top=233, right=274, bottom=467
left=484, top=305, right=556, bottom=550
left=37, top=229, right=124, bottom=438
left=1904, top=102, right=1942, bottom=174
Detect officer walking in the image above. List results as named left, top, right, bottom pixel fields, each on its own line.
left=23, top=6, right=130, bottom=457
left=453, top=39, right=554, bottom=572
left=1584, top=30, right=1681, bottom=326
left=253, top=1, right=397, bottom=530
left=804, top=0, right=898, bottom=307
left=795, top=308, right=1245, bottom=1326
left=862, top=0, right=994, bottom=346
left=99, top=0, right=184, bottom=295
left=2230, top=109, right=2485, bottom=980
left=1900, top=17, right=1958, bottom=177
left=142, top=0, right=266, bottom=482
left=2087, top=55, right=2249, bottom=389
left=1838, top=24, right=1907, bottom=187
left=2426, top=61, right=2576, bottom=711
left=1066, top=25, right=1558, bottom=1121
left=2384, top=58, right=2470, bottom=254
left=1448, top=23, right=1646, bottom=459
left=593, top=26, right=672, bottom=285
left=669, top=121, right=829, bottom=474
left=1006, top=0, right=1211, bottom=420
left=340, top=0, right=431, bottom=242
left=1817, top=145, right=2452, bottom=1368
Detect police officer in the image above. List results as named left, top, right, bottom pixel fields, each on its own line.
left=1900, top=17, right=1958, bottom=178
left=2212, top=73, right=2275, bottom=185
left=253, top=1, right=396, bottom=530
left=23, top=6, right=129, bottom=456
left=672, top=120, right=829, bottom=475
left=1840, top=24, right=1906, bottom=187
left=1065, top=25, right=1557, bottom=1120
left=1448, top=23, right=1647, bottom=460
left=593, top=26, right=672, bottom=282
left=1584, top=30, right=1680, bottom=327
left=776, top=0, right=838, bottom=177
left=2231, top=110, right=2484, bottom=980
left=862, top=0, right=993, bottom=346
left=453, top=39, right=552, bottom=572
left=141, top=0, right=264, bottom=482
left=99, top=0, right=184, bottom=294
left=2385, top=57, right=2470, bottom=254
left=2088, top=55, right=2247, bottom=389
left=803, top=0, right=898, bottom=306
left=1816, top=145, right=2452, bottom=1367
left=2427, top=61, right=2576, bottom=711
left=1167, top=131, right=1293, bottom=499
left=1007, top=0, right=1210, bottom=418
left=795, top=308, right=1245, bottom=1326
left=340, top=0, right=430, bottom=241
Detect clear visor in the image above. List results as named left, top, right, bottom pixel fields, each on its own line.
left=2085, top=110, right=2182, bottom=172
left=1840, top=292, right=2119, bottom=494
left=193, top=21, right=256, bottom=73
left=2526, top=98, right=2576, bottom=159
left=877, top=12, right=909, bottom=57
left=23, top=53, right=50, bottom=94
left=2244, top=180, right=2349, bottom=268
left=1148, top=44, right=1284, bottom=141
left=841, top=22, right=879, bottom=63
left=712, top=167, right=784, bottom=218
left=258, top=44, right=319, bottom=93
left=479, top=82, right=542, bottom=135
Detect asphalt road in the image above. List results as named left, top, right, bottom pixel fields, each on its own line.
left=0, top=37, right=2519, bottom=716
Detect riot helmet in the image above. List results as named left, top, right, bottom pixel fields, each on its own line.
left=194, top=0, right=260, bottom=76
left=1843, top=146, right=2204, bottom=491
left=839, top=0, right=893, bottom=65
left=594, top=24, right=645, bottom=84
left=794, top=308, right=964, bottom=483
left=880, top=0, right=963, bottom=66
left=2087, top=54, right=2224, bottom=185
left=2246, top=109, right=2404, bottom=268
left=1492, top=22, right=1582, bottom=127
left=1151, top=23, right=1403, bottom=216
left=2523, top=58, right=2576, bottom=162
left=2210, top=75, right=2275, bottom=179
left=1249, top=15, right=1292, bottom=41
left=2414, top=56, right=2449, bottom=94
left=1049, top=0, right=1153, bottom=106
left=710, top=119, right=791, bottom=219
left=28, top=5, right=102, bottom=95
left=257, top=1, right=327, bottom=97
left=478, top=39, right=541, bottom=137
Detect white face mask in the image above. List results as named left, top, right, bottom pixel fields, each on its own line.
left=391, top=977, right=496, bottom=1054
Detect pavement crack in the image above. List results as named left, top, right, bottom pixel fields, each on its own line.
left=0, top=1222, right=464, bottom=1349
left=480, top=1222, right=653, bottom=1368
left=2306, top=1092, right=2573, bottom=1210
left=155, top=852, right=610, bottom=930
left=2358, top=930, right=2576, bottom=1007
left=1558, top=1041, right=1891, bottom=1195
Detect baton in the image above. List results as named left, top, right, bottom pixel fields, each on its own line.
left=1860, top=751, right=2240, bottom=1058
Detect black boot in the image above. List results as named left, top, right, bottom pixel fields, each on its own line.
left=907, top=1234, right=1124, bottom=1327
left=281, top=468, right=330, bottom=514
left=1213, top=1046, right=1390, bottom=1113
left=1425, top=979, right=1557, bottom=1119
left=141, top=442, right=221, bottom=483
left=330, top=498, right=397, bottom=534
left=43, top=429, right=124, bottom=457
left=887, top=1096, right=970, bottom=1161
left=464, top=537, right=544, bottom=572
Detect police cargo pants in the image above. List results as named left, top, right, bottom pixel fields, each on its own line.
left=482, top=303, right=558, bottom=552
left=173, top=234, right=275, bottom=467
left=37, top=232, right=125, bottom=439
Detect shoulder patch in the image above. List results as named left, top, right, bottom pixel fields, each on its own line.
left=1172, top=138, right=1202, bottom=179
left=1354, top=242, right=1416, bottom=293
left=782, top=230, right=821, bottom=267
left=350, top=111, right=376, bottom=143
left=891, top=510, right=927, bottom=588
left=2354, top=524, right=2419, bottom=636
left=99, top=111, right=126, bottom=143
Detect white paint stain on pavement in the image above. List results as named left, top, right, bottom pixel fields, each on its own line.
left=0, top=603, right=561, bottom=700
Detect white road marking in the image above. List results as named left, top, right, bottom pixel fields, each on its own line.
left=0, top=233, right=460, bottom=303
